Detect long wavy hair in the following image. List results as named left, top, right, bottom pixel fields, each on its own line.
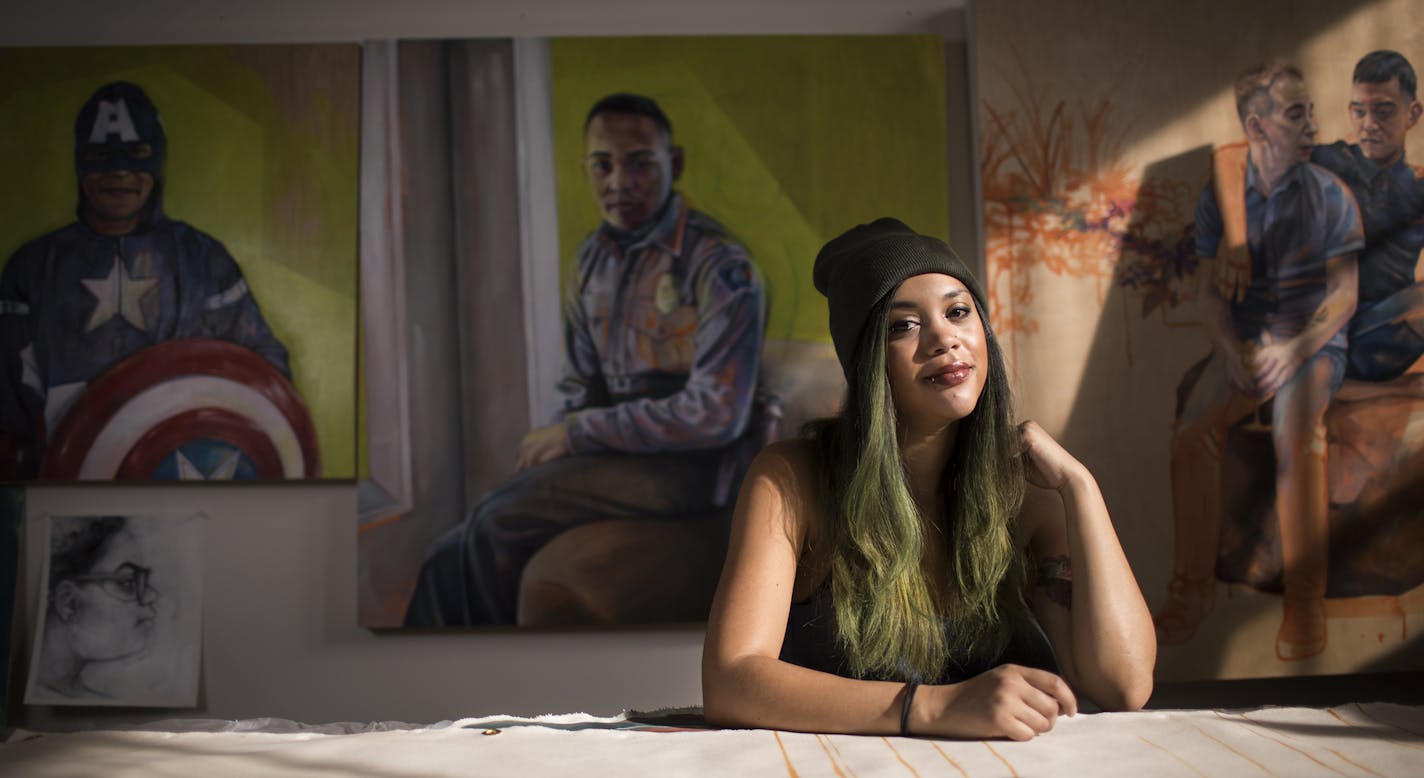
left=805, top=288, right=1030, bottom=682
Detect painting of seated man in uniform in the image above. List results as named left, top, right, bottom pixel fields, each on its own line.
left=358, top=35, right=954, bottom=628
left=0, top=45, right=359, bottom=481
left=972, top=0, right=1424, bottom=680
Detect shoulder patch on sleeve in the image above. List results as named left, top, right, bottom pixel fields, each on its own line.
left=718, top=260, right=753, bottom=293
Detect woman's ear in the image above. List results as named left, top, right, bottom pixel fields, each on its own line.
left=51, top=581, right=81, bottom=623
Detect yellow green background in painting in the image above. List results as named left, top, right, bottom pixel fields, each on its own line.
left=550, top=36, right=949, bottom=344
left=0, top=45, right=359, bottom=479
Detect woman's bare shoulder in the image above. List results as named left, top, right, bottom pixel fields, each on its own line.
left=741, top=438, right=825, bottom=535
left=751, top=438, right=820, bottom=479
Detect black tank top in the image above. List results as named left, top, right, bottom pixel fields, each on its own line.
left=779, top=579, right=1059, bottom=683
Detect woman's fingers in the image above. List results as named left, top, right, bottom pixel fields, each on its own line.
left=1023, top=666, right=1079, bottom=716
left=1003, top=713, right=1043, bottom=741
left=933, top=665, right=1079, bottom=740
left=1018, top=421, right=1093, bottom=493
left=991, top=666, right=1076, bottom=738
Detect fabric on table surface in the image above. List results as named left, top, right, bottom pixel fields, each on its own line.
left=1, top=703, right=1420, bottom=777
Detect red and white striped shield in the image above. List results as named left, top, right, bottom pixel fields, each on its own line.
left=41, top=338, right=321, bottom=480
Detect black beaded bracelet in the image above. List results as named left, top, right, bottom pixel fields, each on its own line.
left=899, top=680, right=920, bottom=737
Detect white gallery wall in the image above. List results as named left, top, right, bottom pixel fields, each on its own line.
left=4, top=0, right=975, bottom=727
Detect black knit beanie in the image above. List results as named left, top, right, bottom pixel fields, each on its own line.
left=813, top=217, right=988, bottom=377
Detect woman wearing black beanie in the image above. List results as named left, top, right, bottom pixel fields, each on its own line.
left=702, top=218, right=1155, bottom=739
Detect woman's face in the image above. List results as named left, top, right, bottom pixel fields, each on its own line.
left=62, top=529, right=158, bottom=662
left=883, top=273, right=990, bottom=431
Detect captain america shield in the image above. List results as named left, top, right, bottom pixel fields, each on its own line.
left=40, top=338, right=320, bottom=480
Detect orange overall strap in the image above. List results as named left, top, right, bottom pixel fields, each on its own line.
left=1210, top=142, right=1251, bottom=302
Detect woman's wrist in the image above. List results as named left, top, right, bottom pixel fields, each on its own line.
left=900, top=680, right=920, bottom=736
left=1055, top=464, right=1096, bottom=496
left=906, top=681, right=953, bottom=737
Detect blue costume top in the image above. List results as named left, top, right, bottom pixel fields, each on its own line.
left=0, top=219, right=292, bottom=478
left=0, top=81, right=290, bottom=477
left=1194, top=157, right=1365, bottom=347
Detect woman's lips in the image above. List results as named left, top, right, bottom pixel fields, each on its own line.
left=924, top=363, right=972, bottom=387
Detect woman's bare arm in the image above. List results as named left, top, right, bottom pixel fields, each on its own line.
left=1019, top=421, right=1157, bottom=711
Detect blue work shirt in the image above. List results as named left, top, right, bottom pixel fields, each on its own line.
left=1311, top=141, right=1424, bottom=307
left=557, top=193, right=766, bottom=459
left=1195, top=157, right=1365, bottom=344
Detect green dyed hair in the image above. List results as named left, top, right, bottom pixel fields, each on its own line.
left=805, top=292, right=1030, bottom=682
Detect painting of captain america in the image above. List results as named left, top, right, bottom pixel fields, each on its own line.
left=0, top=61, right=342, bottom=481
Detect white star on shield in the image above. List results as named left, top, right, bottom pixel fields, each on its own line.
left=175, top=448, right=243, bottom=480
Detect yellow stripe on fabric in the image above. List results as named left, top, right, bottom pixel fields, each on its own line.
left=1138, top=735, right=1210, bottom=778
left=928, top=741, right=969, bottom=778
left=815, top=734, right=853, bottom=778
left=880, top=736, right=919, bottom=777
left=983, top=742, right=1019, bottom=777
left=1216, top=712, right=1348, bottom=776
left=1192, top=722, right=1275, bottom=775
left=773, top=731, right=799, bottom=778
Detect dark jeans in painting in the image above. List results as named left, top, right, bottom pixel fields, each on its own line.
left=403, top=451, right=722, bottom=626
left=1346, top=281, right=1424, bottom=382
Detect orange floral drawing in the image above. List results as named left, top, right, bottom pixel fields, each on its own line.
left=980, top=66, right=1200, bottom=359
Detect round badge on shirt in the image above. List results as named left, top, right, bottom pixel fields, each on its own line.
left=654, top=273, right=680, bottom=314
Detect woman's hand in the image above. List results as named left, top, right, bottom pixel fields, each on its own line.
left=1019, top=420, right=1090, bottom=492
left=914, top=665, right=1078, bottom=741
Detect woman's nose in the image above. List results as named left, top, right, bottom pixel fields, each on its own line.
left=924, top=319, right=958, bottom=353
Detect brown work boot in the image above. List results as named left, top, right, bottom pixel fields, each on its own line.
left=1154, top=575, right=1216, bottom=645
left=1275, top=596, right=1327, bottom=661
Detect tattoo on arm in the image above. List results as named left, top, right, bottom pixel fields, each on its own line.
left=1034, top=554, right=1073, bottom=611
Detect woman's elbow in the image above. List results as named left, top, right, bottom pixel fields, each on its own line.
left=702, top=689, right=737, bottom=727
left=1092, top=668, right=1154, bottom=712
left=701, top=674, right=751, bottom=727
left=1114, top=674, right=1154, bottom=712
left=701, top=653, right=763, bottom=727
left=701, top=655, right=735, bottom=724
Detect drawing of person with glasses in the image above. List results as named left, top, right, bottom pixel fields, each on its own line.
left=35, top=515, right=159, bottom=698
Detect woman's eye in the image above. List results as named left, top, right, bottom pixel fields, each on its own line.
left=948, top=305, right=971, bottom=319
left=889, top=319, right=917, bottom=334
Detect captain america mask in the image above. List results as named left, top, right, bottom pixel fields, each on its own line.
left=73, top=82, right=166, bottom=179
